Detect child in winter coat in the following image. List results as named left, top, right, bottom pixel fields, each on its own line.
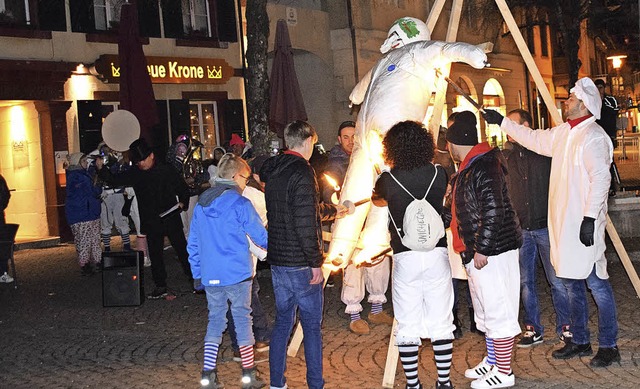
left=65, top=153, right=102, bottom=275
left=187, top=153, right=268, bottom=389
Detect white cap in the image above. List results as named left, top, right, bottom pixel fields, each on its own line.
left=569, top=78, right=602, bottom=120
left=380, top=17, right=430, bottom=54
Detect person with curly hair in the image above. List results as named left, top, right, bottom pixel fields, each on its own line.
left=372, top=120, right=454, bottom=389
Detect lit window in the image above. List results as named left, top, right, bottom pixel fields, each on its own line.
left=189, top=102, right=219, bottom=159
left=182, top=0, right=210, bottom=36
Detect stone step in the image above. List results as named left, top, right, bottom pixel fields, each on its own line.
left=15, top=236, right=60, bottom=251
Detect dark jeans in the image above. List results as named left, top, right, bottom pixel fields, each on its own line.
left=228, top=276, right=271, bottom=347
left=452, top=278, right=473, bottom=313
left=270, top=265, right=324, bottom=389
left=519, top=228, right=570, bottom=337
left=561, top=265, right=619, bottom=347
left=145, top=215, right=191, bottom=288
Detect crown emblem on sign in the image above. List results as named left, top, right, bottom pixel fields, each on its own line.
left=207, top=66, right=222, bottom=79
left=111, top=62, right=120, bottom=77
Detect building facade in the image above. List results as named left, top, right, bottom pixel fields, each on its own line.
left=0, top=0, right=246, bottom=240
left=0, top=0, right=609, bottom=241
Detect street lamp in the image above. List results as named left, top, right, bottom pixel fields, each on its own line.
left=607, top=54, right=627, bottom=95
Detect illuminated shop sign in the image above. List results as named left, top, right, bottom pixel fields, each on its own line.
left=93, top=55, right=234, bottom=84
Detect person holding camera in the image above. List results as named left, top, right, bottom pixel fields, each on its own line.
left=97, top=138, right=192, bottom=299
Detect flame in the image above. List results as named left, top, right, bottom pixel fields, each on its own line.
left=367, top=131, right=385, bottom=168
left=324, top=174, right=340, bottom=192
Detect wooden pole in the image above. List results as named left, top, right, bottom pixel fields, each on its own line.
left=494, top=0, right=562, bottom=126
left=606, top=214, right=640, bottom=298
left=425, top=0, right=448, bottom=33
left=381, top=319, right=399, bottom=388
left=427, top=0, right=464, bottom=142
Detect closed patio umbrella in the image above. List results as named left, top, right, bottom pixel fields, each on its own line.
left=269, top=19, right=307, bottom=139
left=118, top=1, right=159, bottom=145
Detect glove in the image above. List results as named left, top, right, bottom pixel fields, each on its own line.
left=482, top=109, right=504, bottom=125
left=579, top=217, right=595, bottom=247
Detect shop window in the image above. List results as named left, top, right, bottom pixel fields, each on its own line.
left=189, top=102, right=220, bottom=159
left=0, top=0, right=30, bottom=26
left=482, top=79, right=506, bottom=148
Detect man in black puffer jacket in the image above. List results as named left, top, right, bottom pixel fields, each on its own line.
left=260, top=120, right=346, bottom=389
left=445, top=111, right=522, bottom=389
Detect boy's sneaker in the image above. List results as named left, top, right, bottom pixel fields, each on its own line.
left=465, top=357, right=494, bottom=379
left=201, top=369, right=224, bottom=388
left=241, top=366, right=265, bottom=389
left=148, top=286, right=168, bottom=300
left=517, top=326, right=543, bottom=348
left=0, top=272, right=14, bottom=283
left=470, top=370, right=514, bottom=388
left=436, top=380, right=453, bottom=388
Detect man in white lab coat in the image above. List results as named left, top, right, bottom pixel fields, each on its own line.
left=483, top=77, right=620, bottom=368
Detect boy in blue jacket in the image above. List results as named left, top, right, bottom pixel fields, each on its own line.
left=188, top=153, right=268, bottom=389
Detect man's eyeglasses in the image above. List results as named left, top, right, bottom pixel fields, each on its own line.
left=237, top=174, right=250, bottom=183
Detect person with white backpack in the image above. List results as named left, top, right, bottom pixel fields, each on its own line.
left=372, top=120, right=453, bottom=389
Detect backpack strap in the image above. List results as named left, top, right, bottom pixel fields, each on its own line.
left=387, top=164, right=438, bottom=200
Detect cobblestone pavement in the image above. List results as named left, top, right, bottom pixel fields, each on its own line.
left=2, top=239, right=640, bottom=389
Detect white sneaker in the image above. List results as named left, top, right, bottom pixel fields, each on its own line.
left=465, top=357, right=494, bottom=379
left=0, top=272, right=14, bottom=283
left=471, top=370, right=515, bottom=388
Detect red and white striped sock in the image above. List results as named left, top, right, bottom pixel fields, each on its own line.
left=239, top=345, right=254, bottom=369
left=493, top=336, right=516, bottom=375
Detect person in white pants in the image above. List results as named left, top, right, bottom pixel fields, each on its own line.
left=446, top=111, right=522, bottom=389
left=372, top=120, right=455, bottom=389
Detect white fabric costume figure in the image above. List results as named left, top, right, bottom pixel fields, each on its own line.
left=326, top=17, right=488, bottom=267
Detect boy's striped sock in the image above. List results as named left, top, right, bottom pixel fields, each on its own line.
left=203, top=342, right=219, bottom=371
left=486, top=337, right=496, bottom=365
left=239, top=345, right=255, bottom=369
left=432, top=339, right=453, bottom=383
left=493, top=336, right=516, bottom=374
left=350, top=312, right=361, bottom=322
left=371, top=302, right=383, bottom=315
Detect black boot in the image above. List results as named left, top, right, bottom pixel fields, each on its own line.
left=452, top=311, right=463, bottom=339
left=590, top=346, right=621, bottom=367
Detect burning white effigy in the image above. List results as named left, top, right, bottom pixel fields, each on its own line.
left=326, top=17, right=488, bottom=269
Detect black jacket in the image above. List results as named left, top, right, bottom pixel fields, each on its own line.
left=98, top=161, right=189, bottom=234
left=503, top=142, right=551, bottom=230
left=452, top=148, right=522, bottom=263
left=261, top=153, right=337, bottom=268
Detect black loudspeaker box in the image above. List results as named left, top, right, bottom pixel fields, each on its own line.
left=102, top=251, right=144, bottom=307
